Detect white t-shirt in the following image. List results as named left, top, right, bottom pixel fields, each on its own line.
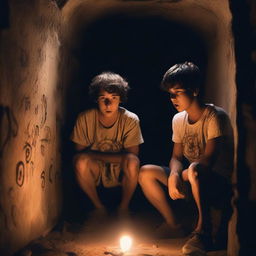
left=172, top=104, right=234, bottom=179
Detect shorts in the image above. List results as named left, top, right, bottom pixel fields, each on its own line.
left=95, top=161, right=123, bottom=188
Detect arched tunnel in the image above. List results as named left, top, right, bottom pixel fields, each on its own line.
left=0, top=0, right=256, bottom=256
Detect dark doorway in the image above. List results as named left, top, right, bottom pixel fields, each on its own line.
left=62, top=14, right=207, bottom=221
left=65, top=14, right=207, bottom=165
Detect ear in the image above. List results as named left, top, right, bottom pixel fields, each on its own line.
left=193, top=88, right=199, bottom=97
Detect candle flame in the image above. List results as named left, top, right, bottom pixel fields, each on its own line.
left=120, top=235, right=132, bottom=253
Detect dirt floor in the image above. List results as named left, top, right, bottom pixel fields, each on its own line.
left=15, top=211, right=227, bottom=256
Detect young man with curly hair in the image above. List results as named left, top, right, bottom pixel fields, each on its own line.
left=71, top=72, right=144, bottom=218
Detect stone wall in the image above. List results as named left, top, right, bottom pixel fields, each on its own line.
left=0, top=1, right=62, bottom=255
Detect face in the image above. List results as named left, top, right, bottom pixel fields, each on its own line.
left=168, top=84, right=195, bottom=112
left=97, top=89, right=121, bottom=117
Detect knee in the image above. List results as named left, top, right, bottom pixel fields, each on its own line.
left=187, top=167, right=199, bottom=183
left=122, top=153, right=140, bottom=177
left=123, top=153, right=140, bottom=170
left=73, top=153, right=92, bottom=176
left=138, top=165, right=156, bottom=184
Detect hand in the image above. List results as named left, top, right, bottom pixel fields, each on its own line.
left=168, top=174, right=185, bottom=200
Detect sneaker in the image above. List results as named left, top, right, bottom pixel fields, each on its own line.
left=182, top=231, right=212, bottom=256
left=154, top=223, right=186, bottom=239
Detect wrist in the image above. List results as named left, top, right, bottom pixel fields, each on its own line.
left=169, top=171, right=181, bottom=180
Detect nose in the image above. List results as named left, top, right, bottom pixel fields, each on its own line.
left=104, top=98, right=111, bottom=106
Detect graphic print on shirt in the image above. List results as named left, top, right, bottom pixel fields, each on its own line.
left=96, top=139, right=122, bottom=152
left=183, top=133, right=202, bottom=161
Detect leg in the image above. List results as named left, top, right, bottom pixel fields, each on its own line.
left=182, top=168, right=207, bottom=233
left=73, top=153, right=105, bottom=210
left=119, top=153, right=140, bottom=210
left=181, top=169, right=213, bottom=255
left=139, top=164, right=179, bottom=228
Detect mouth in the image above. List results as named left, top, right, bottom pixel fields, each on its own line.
left=173, top=104, right=179, bottom=108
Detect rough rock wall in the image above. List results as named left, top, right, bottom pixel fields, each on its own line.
left=0, top=1, right=62, bottom=255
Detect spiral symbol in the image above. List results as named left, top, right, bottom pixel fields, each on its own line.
left=16, top=161, right=25, bottom=187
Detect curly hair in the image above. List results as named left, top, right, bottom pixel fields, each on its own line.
left=89, top=72, right=130, bottom=103
left=161, top=62, right=202, bottom=93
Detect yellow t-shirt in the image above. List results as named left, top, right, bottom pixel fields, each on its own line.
left=70, top=107, right=144, bottom=187
left=71, top=107, right=144, bottom=151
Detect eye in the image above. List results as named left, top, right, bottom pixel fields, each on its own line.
left=98, top=97, right=105, bottom=102
left=176, top=90, right=186, bottom=96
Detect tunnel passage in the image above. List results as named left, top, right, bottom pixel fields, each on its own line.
left=62, top=14, right=207, bottom=221
left=64, top=14, right=207, bottom=165
left=0, top=0, right=240, bottom=255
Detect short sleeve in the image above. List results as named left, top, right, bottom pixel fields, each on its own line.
left=70, top=112, right=91, bottom=146
left=172, top=115, right=182, bottom=143
left=207, top=114, right=223, bottom=140
left=123, top=118, right=144, bottom=148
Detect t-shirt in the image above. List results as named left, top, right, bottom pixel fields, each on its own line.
left=172, top=104, right=234, bottom=179
left=71, top=107, right=144, bottom=153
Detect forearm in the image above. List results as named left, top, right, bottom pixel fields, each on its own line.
left=168, top=158, right=186, bottom=199
left=188, top=159, right=210, bottom=173
left=169, top=157, right=183, bottom=177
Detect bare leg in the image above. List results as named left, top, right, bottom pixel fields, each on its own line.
left=182, top=169, right=203, bottom=232
left=74, top=153, right=105, bottom=210
left=119, top=153, right=140, bottom=210
left=139, top=165, right=179, bottom=228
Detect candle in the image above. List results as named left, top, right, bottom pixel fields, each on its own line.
left=120, top=235, right=133, bottom=253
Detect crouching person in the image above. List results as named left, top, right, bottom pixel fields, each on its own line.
left=139, top=62, right=234, bottom=255
left=71, top=72, right=144, bottom=221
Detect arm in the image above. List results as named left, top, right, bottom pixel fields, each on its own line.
left=74, top=142, right=139, bottom=163
left=169, top=143, right=183, bottom=177
left=168, top=143, right=186, bottom=200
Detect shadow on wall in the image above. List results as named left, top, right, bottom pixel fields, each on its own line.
left=0, top=106, right=19, bottom=158
left=60, top=14, right=207, bottom=222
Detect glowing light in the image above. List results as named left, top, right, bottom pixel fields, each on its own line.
left=120, top=235, right=132, bottom=253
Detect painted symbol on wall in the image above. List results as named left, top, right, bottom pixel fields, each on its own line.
left=16, top=161, right=25, bottom=187
left=41, top=144, right=45, bottom=156
left=32, top=125, right=40, bottom=147
left=41, top=125, right=51, bottom=143
left=49, top=163, right=53, bottom=183
left=35, top=105, right=39, bottom=115
left=30, top=161, right=34, bottom=177
left=25, top=122, right=40, bottom=147
left=21, top=96, right=31, bottom=111
left=33, top=77, right=39, bottom=95
left=41, top=170, right=45, bottom=189
left=40, top=125, right=51, bottom=156
left=23, top=142, right=32, bottom=163
left=40, top=94, right=47, bottom=128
